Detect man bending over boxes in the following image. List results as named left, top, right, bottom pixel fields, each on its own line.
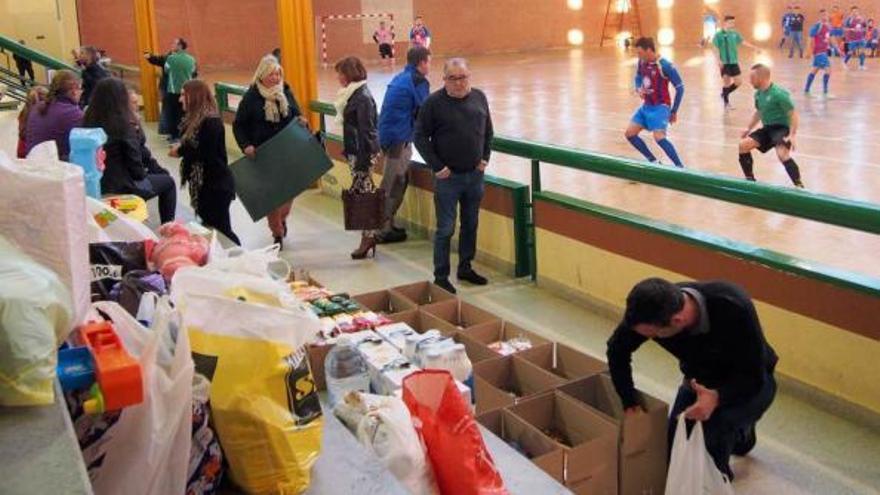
left=606, top=278, right=778, bottom=481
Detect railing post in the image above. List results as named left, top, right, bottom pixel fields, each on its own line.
left=531, top=159, right=542, bottom=192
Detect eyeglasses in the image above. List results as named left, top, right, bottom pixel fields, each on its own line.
left=445, top=75, right=469, bottom=82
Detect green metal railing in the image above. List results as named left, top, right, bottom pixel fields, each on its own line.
left=214, top=85, right=880, bottom=291
left=0, top=34, right=80, bottom=73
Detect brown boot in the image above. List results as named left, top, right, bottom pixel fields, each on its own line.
left=351, top=234, right=377, bottom=260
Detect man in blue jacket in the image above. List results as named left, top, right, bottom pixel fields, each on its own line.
left=377, top=46, right=431, bottom=243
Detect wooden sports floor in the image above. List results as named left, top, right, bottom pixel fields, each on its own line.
left=209, top=45, right=880, bottom=279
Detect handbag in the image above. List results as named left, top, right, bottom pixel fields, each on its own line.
left=342, top=186, right=385, bottom=231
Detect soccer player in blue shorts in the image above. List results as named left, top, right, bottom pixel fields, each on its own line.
left=624, top=37, right=685, bottom=168
left=844, top=6, right=868, bottom=70
left=805, top=9, right=833, bottom=97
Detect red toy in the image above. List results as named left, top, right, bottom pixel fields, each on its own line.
left=75, top=321, right=143, bottom=413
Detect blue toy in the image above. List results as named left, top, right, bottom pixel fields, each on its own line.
left=68, top=127, right=107, bottom=199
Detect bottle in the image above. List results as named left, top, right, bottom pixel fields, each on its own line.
left=324, top=335, right=371, bottom=407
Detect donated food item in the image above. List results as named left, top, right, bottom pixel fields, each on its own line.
left=325, top=335, right=371, bottom=407
left=487, top=337, right=534, bottom=356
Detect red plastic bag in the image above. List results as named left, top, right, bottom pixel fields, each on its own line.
left=402, top=370, right=508, bottom=495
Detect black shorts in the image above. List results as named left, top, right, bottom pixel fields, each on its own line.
left=749, top=125, right=791, bottom=153
left=720, top=64, right=742, bottom=77
left=378, top=43, right=393, bottom=59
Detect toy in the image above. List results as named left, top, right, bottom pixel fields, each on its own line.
left=68, top=127, right=107, bottom=199
left=58, top=320, right=144, bottom=413
left=145, top=222, right=210, bottom=281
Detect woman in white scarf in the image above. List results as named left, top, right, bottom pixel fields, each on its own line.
left=232, top=55, right=306, bottom=248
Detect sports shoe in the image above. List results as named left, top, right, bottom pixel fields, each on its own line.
left=457, top=269, right=488, bottom=286
left=434, top=278, right=457, bottom=294
left=732, top=424, right=757, bottom=456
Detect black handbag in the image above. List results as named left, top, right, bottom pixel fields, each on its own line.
left=342, top=187, right=385, bottom=231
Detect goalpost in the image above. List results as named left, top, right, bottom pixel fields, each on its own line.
left=319, top=13, right=396, bottom=66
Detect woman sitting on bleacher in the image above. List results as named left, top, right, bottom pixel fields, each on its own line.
left=83, top=78, right=177, bottom=224
left=24, top=70, right=82, bottom=161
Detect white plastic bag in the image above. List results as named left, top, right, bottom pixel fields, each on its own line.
left=170, top=265, right=304, bottom=313
left=665, top=415, right=735, bottom=495
left=0, top=236, right=73, bottom=406
left=0, top=147, right=90, bottom=323
left=207, top=242, right=291, bottom=281
left=86, top=197, right=158, bottom=243
left=72, top=300, right=194, bottom=495
left=334, top=392, right=439, bottom=495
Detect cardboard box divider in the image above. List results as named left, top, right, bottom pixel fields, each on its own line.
left=473, top=355, right=566, bottom=415
left=421, top=299, right=502, bottom=333
left=508, top=391, right=619, bottom=493
left=558, top=374, right=669, bottom=495
left=517, top=342, right=608, bottom=382
left=389, top=280, right=457, bottom=306
left=477, top=408, right=565, bottom=483
left=462, top=320, right=554, bottom=357
left=352, top=289, right=418, bottom=317
left=388, top=309, right=458, bottom=337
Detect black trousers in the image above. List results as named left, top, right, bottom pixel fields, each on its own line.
left=668, top=373, right=777, bottom=480
left=16, top=61, right=34, bottom=81
left=163, top=92, right=183, bottom=139
left=196, top=191, right=240, bottom=245
left=128, top=173, right=177, bottom=224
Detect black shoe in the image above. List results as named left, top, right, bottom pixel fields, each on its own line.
left=457, top=269, right=488, bottom=286
left=377, top=229, right=407, bottom=244
left=274, top=236, right=284, bottom=250
left=434, top=278, right=457, bottom=294
left=392, top=226, right=406, bottom=233
left=732, top=424, right=757, bottom=456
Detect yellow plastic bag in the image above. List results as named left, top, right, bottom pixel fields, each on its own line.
left=182, top=291, right=322, bottom=494
left=0, top=235, right=73, bottom=406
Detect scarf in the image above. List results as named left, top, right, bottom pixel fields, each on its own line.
left=256, top=81, right=290, bottom=123
left=334, top=80, right=368, bottom=126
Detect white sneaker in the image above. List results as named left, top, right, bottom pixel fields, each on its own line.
left=859, top=65, right=867, bottom=71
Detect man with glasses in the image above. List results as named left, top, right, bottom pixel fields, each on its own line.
left=414, top=58, right=494, bottom=294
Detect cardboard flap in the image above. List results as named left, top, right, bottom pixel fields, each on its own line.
left=556, top=343, right=607, bottom=380
left=503, top=321, right=553, bottom=348
left=390, top=281, right=457, bottom=306
left=511, top=359, right=566, bottom=396
left=465, top=320, right=503, bottom=343
left=459, top=301, right=501, bottom=328
left=518, top=344, right=554, bottom=370
left=456, top=332, right=499, bottom=363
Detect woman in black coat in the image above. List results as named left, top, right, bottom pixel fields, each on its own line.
left=170, top=80, right=240, bottom=245
left=334, top=56, right=380, bottom=260
left=84, top=78, right=177, bottom=223
left=232, top=55, right=305, bottom=248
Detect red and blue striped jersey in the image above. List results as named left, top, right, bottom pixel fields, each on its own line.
left=635, top=58, right=684, bottom=110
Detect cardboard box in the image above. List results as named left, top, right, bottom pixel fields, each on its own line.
left=473, top=355, right=565, bottom=415
left=518, top=343, right=607, bottom=381
left=353, top=290, right=418, bottom=317
left=508, top=391, right=618, bottom=493
left=558, top=374, right=669, bottom=495
left=388, top=309, right=457, bottom=337
left=390, top=280, right=457, bottom=306
left=463, top=320, right=553, bottom=357
left=477, top=408, right=565, bottom=483
left=454, top=332, right=499, bottom=364
left=421, top=299, right=502, bottom=333
left=307, top=342, right=333, bottom=391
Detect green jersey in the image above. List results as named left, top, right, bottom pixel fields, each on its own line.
left=164, top=50, right=196, bottom=94
left=755, top=83, right=794, bottom=127
left=713, top=29, right=744, bottom=64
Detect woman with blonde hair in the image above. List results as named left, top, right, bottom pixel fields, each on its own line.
left=232, top=55, right=306, bottom=248
left=170, top=80, right=240, bottom=244
left=334, top=56, right=380, bottom=259
left=24, top=70, right=83, bottom=160
left=17, top=85, right=49, bottom=158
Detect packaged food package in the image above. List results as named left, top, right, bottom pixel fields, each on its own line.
left=181, top=291, right=323, bottom=494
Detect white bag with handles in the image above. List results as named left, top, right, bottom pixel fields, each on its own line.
left=665, top=415, right=735, bottom=495
left=71, top=300, right=194, bottom=495
left=0, top=146, right=90, bottom=323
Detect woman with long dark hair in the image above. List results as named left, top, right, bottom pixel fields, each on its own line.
left=84, top=78, right=177, bottom=223
left=334, top=56, right=380, bottom=259
left=169, top=80, right=240, bottom=244
left=24, top=70, right=82, bottom=160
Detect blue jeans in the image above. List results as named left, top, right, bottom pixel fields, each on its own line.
left=789, top=31, right=804, bottom=57
left=668, top=373, right=777, bottom=480
left=433, top=170, right=484, bottom=280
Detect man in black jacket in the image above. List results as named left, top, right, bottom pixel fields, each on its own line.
left=606, top=278, right=778, bottom=480
left=414, top=57, right=494, bottom=294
